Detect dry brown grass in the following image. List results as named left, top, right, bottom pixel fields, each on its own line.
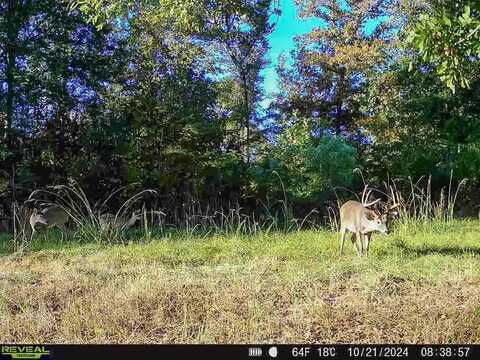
left=1, top=222, right=480, bottom=343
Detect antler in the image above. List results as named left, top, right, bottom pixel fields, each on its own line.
left=364, top=198, right=381, bottom=207
left=361, top=184, right=368, bottom=204
left=361, top=185, right=375, bottom=205
left=361, top=184, right=381, bottom=208
left=388, top=186, right=400, bottom=210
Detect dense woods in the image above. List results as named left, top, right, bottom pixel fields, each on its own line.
left=1, top=0, right=480, bottom=231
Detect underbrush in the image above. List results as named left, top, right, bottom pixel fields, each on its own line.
left=5, top=172, right=471, bottom=254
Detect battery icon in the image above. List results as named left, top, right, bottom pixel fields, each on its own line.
left=248, top=347, right=263, bottom=357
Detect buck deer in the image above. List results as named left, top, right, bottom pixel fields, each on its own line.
left=98, top=211, right=141, bottom=231
left=29, top=205, right=70, bottom=241
left=339, top=187, right=400, bottom=257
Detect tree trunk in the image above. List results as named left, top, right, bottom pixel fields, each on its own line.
left=335, top=67, right=346, bottom=135
left=241, top=71, right=250, bottom=163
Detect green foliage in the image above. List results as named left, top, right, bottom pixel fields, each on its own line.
left=364, top=52, right=480, bottom=186
left=453, top=143, right=480, bottom=180
left=69, top=0, right=201, bottom=31
left=250, top=118, right=357, bottom=201
left=305, top=136, right=357, bottom=189
left=407, top=1, right=480, bottom=92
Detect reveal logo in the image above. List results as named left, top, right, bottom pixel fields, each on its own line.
left=1, top=346, right=50, bottom=360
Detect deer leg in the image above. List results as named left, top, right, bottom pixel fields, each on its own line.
left=354, top=231, right=363, bottom=257
left=351, top=233, right=361, bottom=256
left=361, top=233, right=369, bottom=257
left=63, top=224, right=70, bottom=241
left=339, top=226, right=347, bottom=256
left=364, top=233, right=372, bottom=256
left=360, top=233, right=364, bottom=256
left=362, top=233, right=367, bottom=256
left=58, top=224, right=68, bottom=242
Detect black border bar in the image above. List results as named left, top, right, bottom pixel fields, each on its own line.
left=0, top=344, right=478, bottom=360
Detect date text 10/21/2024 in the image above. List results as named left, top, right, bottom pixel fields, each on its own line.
left=290, top=346, right=471, bottom=358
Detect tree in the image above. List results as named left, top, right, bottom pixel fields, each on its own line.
left=202, top=0, right=276, bottom=163
left=249, top=117, right=357, bottom=202
left=274, top=0, right=397, bottom=136
left=0, top=0, right=128, bottom=221
left=72, top=0, right=277, bottom=164
left=407, top=1, right=480, bottom=92
left=67, top=0, right=277, bottom=206
left=364, top=53, right=480, bottom=185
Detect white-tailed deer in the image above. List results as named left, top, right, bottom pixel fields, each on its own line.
left=339, top=187, right=399, bottom=256
left=98, top=211, right=141, bottom=231
left=29, top=205, right=69, bottom=241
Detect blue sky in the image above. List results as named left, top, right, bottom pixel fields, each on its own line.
left=262, top=0, right=320, bottom=103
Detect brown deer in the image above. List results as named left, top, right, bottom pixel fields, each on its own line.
left=98, top=211, right=141, bottom=232
left=339, top=187, right=400, bottom=256
left=29, top=205, right=70, bottom=241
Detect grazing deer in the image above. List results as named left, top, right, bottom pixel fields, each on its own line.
left=339, top=187, right=400, bottom=256
left=29, top=205, right=70, bottom=241
left=98, top=211, right=141, bottom=231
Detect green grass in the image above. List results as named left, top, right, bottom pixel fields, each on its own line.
left=1, top=220, right=480, bottom=343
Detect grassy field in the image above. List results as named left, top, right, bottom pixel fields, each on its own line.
left=1, top=220, right=480, bottom=343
